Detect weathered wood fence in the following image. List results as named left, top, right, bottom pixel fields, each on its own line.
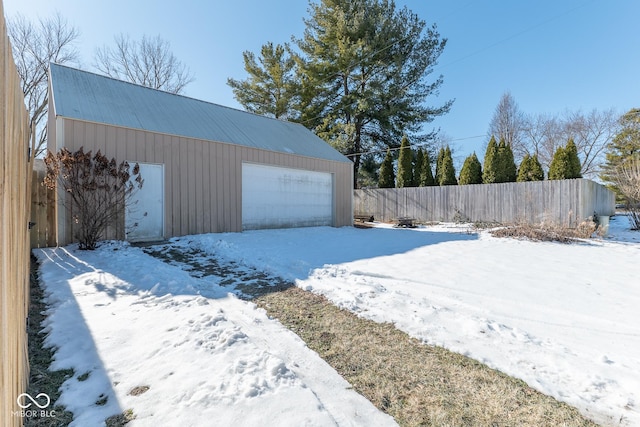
left=30, top=159, right=56, bottom=248
left=354, top=179, right=615, bottom=227
left=1, top=2, right=32, bottom=426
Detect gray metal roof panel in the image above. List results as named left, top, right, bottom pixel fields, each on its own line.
left=49, top=63, right=351, bottom=163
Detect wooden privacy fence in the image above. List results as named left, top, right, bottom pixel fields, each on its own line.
left=30, top=159, right=56, bottom=248
left=354, top=179, right=615, bottom=227
left=1, top=2, right=32, bottom=426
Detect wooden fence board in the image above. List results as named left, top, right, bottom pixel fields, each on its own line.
left=29, top=160, right=55, bottom=248
left=1, top=2, right=32, bottom=425
left=354, top=179, right=615, bottom=227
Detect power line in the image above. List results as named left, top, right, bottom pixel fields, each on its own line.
left=344, top=134, right=486, bottom=158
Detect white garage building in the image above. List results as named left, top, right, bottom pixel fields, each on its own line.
left=47, top=64, right=353, bottom=245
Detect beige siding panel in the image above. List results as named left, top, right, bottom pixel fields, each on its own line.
left=145, top=131, right=155, bottom=163
left=222, top=142, right=232, bottom=231
left=194, top=140, right=204, bottom=234
left=202, top=141, right=212, bottom=232
left=177, top=137, right=187, bottom=235
left=169, top=135, right=180, bottom=236
left=96, top=123, right=106, bottom=155
left=214, top=142, right=224, bottom=232
left=48, top=118, right=354, bottom=243
left=208, top=141, right=215, bottom=233
left=110, top=126, right=123, bottom=162
left=73, top=121, right=87, bottom=152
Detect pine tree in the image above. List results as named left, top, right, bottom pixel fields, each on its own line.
left=378, top=148, right=395, bottom=188
left=565, top=138, right=582, bottom=178
left=420, top=150, right=436, bottom=186
left=459, top=152, right=482, bottom=185
left=482, top=136, right=499, bottom=184
left=414, top=148, right=424, bottom=186
left=396, top=135, right=414, bottom=188
left=497, top=138, right=517, bottom=182
left=439, top=146, right=458, bottom=185
left=294, top=0, right=453, bottom=188
left=227, top=42, right=298, bottom=119
left=548, top=146, right=568, bottom=180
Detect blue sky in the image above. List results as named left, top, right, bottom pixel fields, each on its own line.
left=4, top=0, right=639, bottom=162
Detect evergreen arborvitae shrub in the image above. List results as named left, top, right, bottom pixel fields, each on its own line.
left=565, top=138, right=582, bottom=178
left=529, top=154, right=545, bottom=181
left=517, top=154, right=545, bottom=182
left=435, top=147, right=446, bottom=185
left=414, top=148, right=424, bottom=186
left=548, top=146, right=568, bottom=180
left=378, top=148, right=395, bottom=188
left=517, top=154, right=532, bottom=182
left=396, top=135, right=414, bottom=188
left=420, top=150, right=436, bottom=186
left=549, top=139, right=583, bottom=180
left=459, top=152, right=483, bottom=185
left=497, top=138, right=517, bottom=182
left=439, top=146, right=458, bottom=185
left=482, top=136, right=499, bottom=184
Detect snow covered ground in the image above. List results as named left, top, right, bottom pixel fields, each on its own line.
left=35, top=214, right=639, bottom=426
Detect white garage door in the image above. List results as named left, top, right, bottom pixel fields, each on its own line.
left=242, top=163, right=334, bottom=230
left=125, top=163, right=164, bottom=242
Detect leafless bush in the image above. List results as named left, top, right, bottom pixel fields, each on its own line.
left=490, top=221, right=596, bottom=243
left=44, top=147, right=143, bottom=250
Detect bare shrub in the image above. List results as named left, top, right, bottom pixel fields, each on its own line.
left=490, top=221, right=596, bottom=243
left=614, top=156, right=640, bottom=230
left=44, top=147, right=143, bottom=250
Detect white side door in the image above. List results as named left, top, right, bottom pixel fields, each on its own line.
left=126, top=163, right=164, bottom=242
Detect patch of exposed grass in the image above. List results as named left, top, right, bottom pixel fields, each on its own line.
left=25, top=255, right=75, bottom=427
left=255, top=287, right=600, bottom=427
left=77, top=371, right=91, bottom=382
left=128, top=386, right=150, bottom=396
left=105, top=409, right=136, bottom=427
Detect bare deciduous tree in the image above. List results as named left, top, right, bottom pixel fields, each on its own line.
left=94, top=34, right=194, bottom=94
left=614, top=155, right=640, bottom=229
left=522, top=109, right=617, bottom=178
left=523, top=113, right=564, bottom=169
left=8, top=12, right=80, bottom=157
left=44, top=147, right=143, bottom=250
left=488, top=91, right=528, bottom=159
left=562, top=108, right=618, bottom=178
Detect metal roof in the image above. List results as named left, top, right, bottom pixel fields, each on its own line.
left=49, top=63, right=351, bottom=163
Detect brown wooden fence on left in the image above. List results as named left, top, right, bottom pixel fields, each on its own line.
left=1, top=1, right=32, bottom=426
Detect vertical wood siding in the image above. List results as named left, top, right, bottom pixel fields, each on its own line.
left=354, top=180, right=615, bottom=227
left=1, top=2, right=32, bottom=424
left=47, top=119, right=353, bottom=245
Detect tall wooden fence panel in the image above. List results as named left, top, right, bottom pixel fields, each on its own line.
left=1, top=2, right=32, bottom=426
left=354, top=179, right=615, bottom=227
left=30, top=159, right=55, bottom=248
